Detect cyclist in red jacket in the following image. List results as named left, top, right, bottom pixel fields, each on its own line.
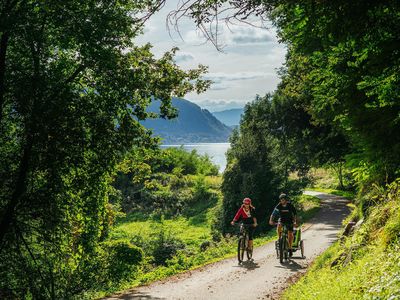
left=231, top=198, right=258, bottom=251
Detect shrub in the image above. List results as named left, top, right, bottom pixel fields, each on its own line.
left=103, top=240, right=144, bottom=282
left=200, top=240, right=211, bottom=251
left=151, top=228, right=185, bottom=265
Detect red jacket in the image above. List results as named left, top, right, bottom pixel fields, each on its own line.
left=233, top=206, right=255, bottom=224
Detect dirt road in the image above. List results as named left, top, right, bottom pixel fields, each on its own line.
left=105, top=191, right=350, bottom=300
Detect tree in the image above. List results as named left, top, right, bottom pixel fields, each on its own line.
left=271, top=1, right=400, bottom=185
left=271, top=56, right=351, bottom=189
left=222, top=95, right=285, bottom=232
left=0, top=1, right=208, bottom=298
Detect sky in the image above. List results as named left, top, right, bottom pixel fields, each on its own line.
left=136, top=2, right=287, bottom=112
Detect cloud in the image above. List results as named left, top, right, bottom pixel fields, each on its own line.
left=174, top=53, right=195, bottom=63
left=193, top=99, right=249, bottom=112
left=204, top=71, right=276, bottom=92
left=184, top=29, right=208, bottom=45
left=209, top=85, right=229, bottom=91
left=232, top=35, right=273, bottom=44
left=230, top=28, right=275, bottom=45
left=206, top=71, right=272, bottom=82
left=135, top=4, right=287, bottom=106
left=228, top=26, right=275, bottom=45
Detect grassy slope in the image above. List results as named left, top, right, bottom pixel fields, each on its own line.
left=283, top=181, right=400, bottom=300
left=306, top=167, right=355, bottom=199
left=91, top=179, right=322, bottom=298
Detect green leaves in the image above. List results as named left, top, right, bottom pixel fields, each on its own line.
left=269, top=1, right=400, bottom=188
left=0, top=0, right=210, bottom=298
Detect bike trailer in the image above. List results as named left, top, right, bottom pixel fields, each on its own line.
left=292, top=227, right=302, bottom=249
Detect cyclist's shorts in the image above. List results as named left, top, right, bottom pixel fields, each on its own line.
left=248, top=226, right=255, bottom=240
left=280, top=222, right=294, bottom=232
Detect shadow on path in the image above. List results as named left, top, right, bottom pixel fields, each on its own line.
left=275, top=259, right=305, bottom=272
left=239, top=260, right=260, bottom=271
left=107, top=291, right=165, bottom=300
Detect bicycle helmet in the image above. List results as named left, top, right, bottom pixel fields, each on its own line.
left=279, top=193, right=287, bottom=200
left=243, top=197, right=252, bottom=205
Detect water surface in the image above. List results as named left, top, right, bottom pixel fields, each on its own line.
left=160, top=143, right=230, bottom=172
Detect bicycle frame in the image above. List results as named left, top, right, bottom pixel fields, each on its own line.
left=278, top=223, right=289, bottom=263
left=235, top=223, right=253, bottom=264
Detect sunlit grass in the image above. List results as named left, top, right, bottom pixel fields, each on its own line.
left=112, top=215, right=212, bottom=248
left=283, top=182, right=400, bottom=300
left=306, top=187, right=355, bottom=200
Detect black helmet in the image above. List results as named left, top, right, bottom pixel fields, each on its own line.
left=279, top=193, right=287, bottom=200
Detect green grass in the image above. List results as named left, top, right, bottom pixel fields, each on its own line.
left=306, top=167, right=356, bottom=200
left=308, top=168, right=340, bottom=189
left=296, top=194, right=322, bottom=222
left=283, top=242, right=400, bottom=300
left=111, top=216, right=211, bottom=247
left=306, top=187, right=355, bottom=200
left=283, top=180, right=400, bottom=300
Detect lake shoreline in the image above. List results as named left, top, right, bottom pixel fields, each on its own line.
left=160, top=143, right=230, bottom=172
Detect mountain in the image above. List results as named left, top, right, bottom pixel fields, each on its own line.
left=212, top=108, right=244, bottom=126
left=141, top=98, right=232, bottom=144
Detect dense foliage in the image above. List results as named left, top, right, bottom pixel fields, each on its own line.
left=220, top=92, right=343, bottom=231
left=0, top=1, right=209, bottom=298
left=177, top=0, right=400, bottom=230
left=270, top=0, right=400, bottom=188
left=114, top=146, right=219, bottom=215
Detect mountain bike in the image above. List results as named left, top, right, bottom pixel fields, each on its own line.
left=277, top=223, right=289, bottom=263
left=275, top=223, right=305, bottom=263
left=235, top=223, right=254, bottom=264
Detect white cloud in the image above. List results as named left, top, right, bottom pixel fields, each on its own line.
left=174, top=52, right=195, bottom=63
left=224, top=24, right=276, bottom=45
left=194, top=99, right=248, bottom=112
left=206, top=71, right=273, bottom=82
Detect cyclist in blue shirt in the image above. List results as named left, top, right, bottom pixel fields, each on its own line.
left=269, top=193, right=297, bottom=256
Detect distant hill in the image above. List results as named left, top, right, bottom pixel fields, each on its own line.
left=141, top=98, right=232, bottom=144
left=212, top=108, right=244, bottom=126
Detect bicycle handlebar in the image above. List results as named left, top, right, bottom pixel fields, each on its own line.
left=232, top=222, right=256, bottom=227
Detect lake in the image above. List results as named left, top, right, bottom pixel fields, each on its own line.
left=160, top=143, right=230, bottom=172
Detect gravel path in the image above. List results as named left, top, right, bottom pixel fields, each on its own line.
left=105, top=191, right=350, bottom=300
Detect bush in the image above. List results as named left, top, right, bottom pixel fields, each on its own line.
left=151, top=227, right=185, bottom=265
left=103, top=240, right=144, bottom=282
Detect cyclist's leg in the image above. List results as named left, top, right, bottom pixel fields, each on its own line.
left=277, top=223, right=282, bottom=239
left=248, top=227, right=254, bottom=249
left=287, top=223, right=294, bottom=249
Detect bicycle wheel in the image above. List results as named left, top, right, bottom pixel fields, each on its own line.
left=237, top=236, right=245, bottom=263
left=283, top=234, right=288, bottom=261
left=279, top=237, right=284, bottom=263
left=246, top=233, right=253, bottom=260
left=300, top=240, right=305, bottom=258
